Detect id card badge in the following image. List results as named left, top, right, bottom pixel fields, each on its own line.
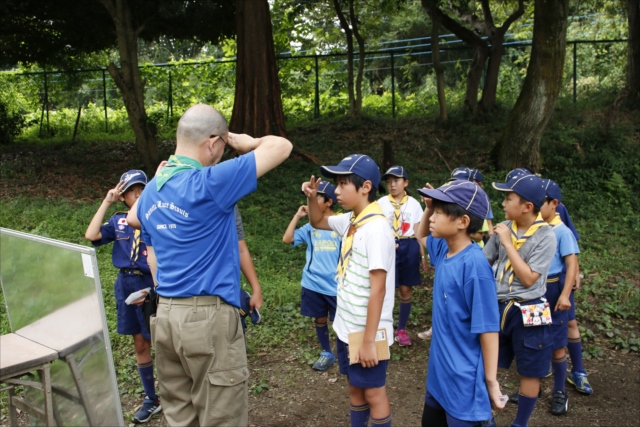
left=515, top=298, right=552, bottom=327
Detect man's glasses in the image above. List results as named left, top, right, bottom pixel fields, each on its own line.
left=210, top=134, right=230, bottom=157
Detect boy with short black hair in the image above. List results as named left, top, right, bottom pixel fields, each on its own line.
left=415, top=180, right=504, bottom=427
left=85, top=170, right=161, bottom=424
left=483, top=173, right=557, bottom=427
left=303, top=154, right=395, bottom=427
left=283, top=180, right=340, bottom=371
left=539, top=178, right=579, bottom=415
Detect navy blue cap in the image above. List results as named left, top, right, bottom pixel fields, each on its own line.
left=469, top=168, right=483, bottom=183
left=120, top=170, right=148, bottom=193
left=541, top=178, right=562, bottom=202
left=492, top=174, right=546, bottom=208
left=451, top=167, right=472, bottom=181
left=320, top=154, right=381, bottom=188
left=317, top=180, right=338, bottom=204
left=417, top=180, right=490, bottom=220
left=505, top=168, right=532, bottom=182
left=239, top=290, right=261, bottom=324
left=382, top=165, right=408, bottom=180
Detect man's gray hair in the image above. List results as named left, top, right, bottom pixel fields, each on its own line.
left=176, top=104, right=228, bottom=145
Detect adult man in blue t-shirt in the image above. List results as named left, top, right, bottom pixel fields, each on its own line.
left=128, top=104, right=292, bottom=426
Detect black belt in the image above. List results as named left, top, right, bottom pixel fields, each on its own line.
left=120, top=268, right=145, bottom=276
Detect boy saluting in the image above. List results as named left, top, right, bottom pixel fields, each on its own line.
left=303, top=154, right=395, bottom=427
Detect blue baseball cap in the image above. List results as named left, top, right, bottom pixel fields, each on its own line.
left=451, top=167, right=472, bottom=181
left=320, top=154, right=381, bottom=188
left=492, top=174, right=546, bottom=208
left=317, top=180, right=338, bottom=204
left=505, top=168, right=532, bottom=182
left=541, top=178, right=562, bottom=202
left=382, top=165, right=408, bottom=180
left=469, top=168, right=483, bottom=183
left=120, top=170, right=148, bottom=193
left=417, top=180, right=490, bottom=220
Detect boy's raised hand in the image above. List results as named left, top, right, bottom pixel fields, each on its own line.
left=493, top=223, right=512, bottom=247
left=420, top=182, right=434, bottom=209
left=104, top=181, right=125, bottom=204
left=302, top=175, right=322, bottom=198
left=296, top=205, right=309, bottom=218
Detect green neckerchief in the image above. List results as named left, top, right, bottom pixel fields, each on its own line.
left=156, top=155, right=203, bottom=190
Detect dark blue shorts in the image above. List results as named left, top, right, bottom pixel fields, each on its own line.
left=568, top=290, right=576, bottom=321
left=114, top=271, right=153, bottom=340
left=395, top=238, right=422, bottom=288
left=300, top=287, right=337, bottom=321
left=336, top=338, right=389, bottom=389
left=424, top=389, right=493, bottom=427
left=498, top=298, right=553, bottom=378
left=544, top=276, right=569, bottom=349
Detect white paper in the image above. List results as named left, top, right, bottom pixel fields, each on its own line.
left=82, top=253, right=94, bottom=278
left=125, top=288, right=151, bottom=305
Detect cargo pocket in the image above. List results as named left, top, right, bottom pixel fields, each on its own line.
left=523, top=327, right=553, bottom=351
left=208, top=366, right=250, bottom=387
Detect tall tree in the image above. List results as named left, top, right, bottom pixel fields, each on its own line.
left=230, top=0, right=287, bottom=137
left=493, top=0, right=569, bottom=171
left=626, top=0, right=640, bottom=108
left=428, top=7, right=448, bottom=122
left=0, top=0, right=234, bottom=172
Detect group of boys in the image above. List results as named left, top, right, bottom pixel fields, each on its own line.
left=87, top=103, right=591, bottom=427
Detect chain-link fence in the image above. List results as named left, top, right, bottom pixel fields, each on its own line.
left=0, top=39, right=627, bottom=140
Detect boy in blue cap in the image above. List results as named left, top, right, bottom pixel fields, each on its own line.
left=283, top=180, right=341, bottom=371
left=85, top=170, right=161, bottom=423
left=416, top=179, right=504, bottom=427
left=303, top=154, right=395, bottom=427
left=539, top=178, right=580, bottom=415
left=483, top=172, right=557, bottom=427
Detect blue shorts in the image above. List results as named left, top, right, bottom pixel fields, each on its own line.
left=568, top=290, right=576, bottom=321
left=423, top=389, right=493, bottom=427
left=498, top=298, right=553, bottom=378
left=395, top=238, right=422, bottom=288
left=301, top=287, right=337, bottom=321
left=336, top=338, right=389, bottom=389
left=544, top=275, right=568, bottom=349
left=114, top=271, right=153, bottom=340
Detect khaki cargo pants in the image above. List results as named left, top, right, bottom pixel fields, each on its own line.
left=151, top=296, right=249, bottom=426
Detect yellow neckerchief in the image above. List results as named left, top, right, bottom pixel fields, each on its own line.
left=549, top=212, right=562, bottom=228
left=336, top=202, right=386, bottom=284
left=388, top=192, right=408, bottom=238
left=499, top=214, right=548, bottom=287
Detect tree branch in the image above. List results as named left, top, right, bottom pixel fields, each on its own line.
left=480, top=0, right=495, bottom=32
left=499, top=0, right=526, bottom=34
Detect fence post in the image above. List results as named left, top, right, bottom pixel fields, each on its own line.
left=314, top=55, right=320, bottom=119
left=391, top=51, right=396, bottom=118
left=573, top=42, right=577, bottom=105
left=166, top=69, right=173, bottom=124
left=102, top=69, right=108, bottom=132
left=39, top=72, right=49, bottom=137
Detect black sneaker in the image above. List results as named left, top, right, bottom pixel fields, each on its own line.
left=550, top=390, right=568, bottom=415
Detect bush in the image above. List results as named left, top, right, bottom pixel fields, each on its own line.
left=0, top=99, right=27, bottom=144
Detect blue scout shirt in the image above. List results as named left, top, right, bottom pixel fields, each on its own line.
left=292, top=223, right=340, bottom=296
left=427, top=236, right=500, bottom=422
left=548, top=221, right=580, bottom=276
left=92, top=212, right=151, bottom=273
left=138, top=152, right=257, bottom=308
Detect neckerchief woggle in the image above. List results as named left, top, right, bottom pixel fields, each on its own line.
left=500, top=213, right=549, bottom=289
left=336, top=202, right=386, bottom=286
left=388, top=192, right=408, bottom=238
left=156, top=155, right=203, bottom=190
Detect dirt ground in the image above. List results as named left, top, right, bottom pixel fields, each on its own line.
left=108, top=332, right=640, bottom=427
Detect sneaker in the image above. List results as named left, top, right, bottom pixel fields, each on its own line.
left=239, top=290, right=261, bottom=324
left=567, top=371, right=593, bottom=395
left=312, top=351, right=336, bottom=371
left=394, top=329, right=412, bottom=346
left=417, top=328, right=433, bottom=340
left=550, top=390, right=568, bottom=415
left=133, top=396, right=162, bottom=423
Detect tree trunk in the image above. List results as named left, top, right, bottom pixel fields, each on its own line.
left=626, top=0, right=640, bottom=108
left=230, top=0, right=287, bottom=137
left=333, top=0, right=357, bottom=117
left=349, top=0, right=365, bottom=117
left=99, top=0, right=159, bottom=174
left=421, top=0, right=488, bottom=114
left=493, top=0, right=569, bottom=172
left=429, top=8, right=447, bottom=122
